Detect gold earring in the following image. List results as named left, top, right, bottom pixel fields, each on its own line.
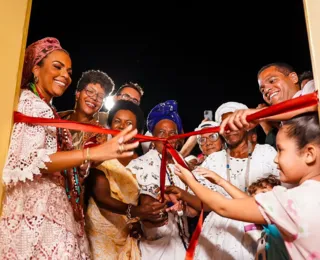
left=34, top=76, right=39, bottom=84
left=95, top=112, right=100, bottom=123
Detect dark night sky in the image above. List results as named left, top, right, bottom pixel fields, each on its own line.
left=27, top=0, right=312, bottom=137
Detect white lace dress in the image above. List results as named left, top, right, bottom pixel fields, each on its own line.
left=127, top=149, right=189, bottom=260
left=0, top=90, right=90, bottom=259
left=194, top=144, right=279, bottom=260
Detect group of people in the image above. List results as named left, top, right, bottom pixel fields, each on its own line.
left=0, top=36, right=319, bottom=260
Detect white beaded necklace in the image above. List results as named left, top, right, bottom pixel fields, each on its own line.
left=226, top=142, right=253, bottom=192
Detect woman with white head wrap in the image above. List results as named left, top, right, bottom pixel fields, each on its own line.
left=215, top=101, right=249, bottom=124
left=179, top=120, right=223, bottom=158
left=194, top=101, right=279, bottom=260
left=195, top=121, right=224, bottom=158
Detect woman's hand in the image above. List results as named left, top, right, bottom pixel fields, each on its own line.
left=90, top=125, right=139, bottom=162
left=194, top=166, right=223, bottom=185
left=132, top=200, right=168, bottom=222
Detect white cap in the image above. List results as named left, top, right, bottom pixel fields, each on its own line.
left=215, top=102, right=248, bottom=123
left=185, top=155, right=198, bottom=163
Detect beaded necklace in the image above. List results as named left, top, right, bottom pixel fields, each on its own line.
left=29, top=83, right=84, bottom=222
left=226, top=142, right=253, bottom=192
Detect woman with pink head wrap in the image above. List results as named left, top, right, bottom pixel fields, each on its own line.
left=0, top=37, right=139, bottom=259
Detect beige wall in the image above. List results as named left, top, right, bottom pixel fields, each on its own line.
left=303, top=0, right=320, bottom=96
left=0, top=0, right=32, bottom=215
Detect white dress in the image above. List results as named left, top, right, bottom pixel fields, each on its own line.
left=255, top=180, right=320, bottom=259
left=127, top=149, right=189, bottom=260
left=195, top=144, right=279, bottom=260
left=0, top=90, right=90, bottom=259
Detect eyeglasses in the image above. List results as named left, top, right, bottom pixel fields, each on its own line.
left=85, top=86, right=105, bottom=103
left=198, top=133, right=220, bottom=145
left=117, top=93, right=140, bottom=105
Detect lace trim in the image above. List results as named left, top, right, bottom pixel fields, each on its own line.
left=3, top=149, right=53, bottom=185
left=3, top=89, right=57, bottom=186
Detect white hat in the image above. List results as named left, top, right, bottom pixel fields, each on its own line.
left=215, top=102, right=248, bottom=124
left=184, top=155, right=198, bottom=163
left=195, top=120, right=220, bottom=139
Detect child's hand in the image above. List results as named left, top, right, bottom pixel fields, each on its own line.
left=166, top=196, right=184, bottom=216
left=194, top=167, right=223, bottom=185
left=174, top=163, right=194, bottom=184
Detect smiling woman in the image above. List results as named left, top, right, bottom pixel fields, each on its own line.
left=0, top=37, right=139, bottom=259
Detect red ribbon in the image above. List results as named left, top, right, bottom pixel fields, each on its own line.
left=13, top=92, right=318, bottom=260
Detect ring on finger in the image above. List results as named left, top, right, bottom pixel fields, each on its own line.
left=117, top=144, right=125, bottom=154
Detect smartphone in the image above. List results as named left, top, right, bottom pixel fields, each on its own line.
left=204, top=110, right=213, bottom=121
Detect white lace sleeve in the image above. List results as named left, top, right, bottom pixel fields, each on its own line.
left=2, top=90, right=57, bottom=185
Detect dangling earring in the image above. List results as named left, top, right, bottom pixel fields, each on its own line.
left=34, top=75, right=39, bottom=84
left=74, top=99, right=78, bottom=110
left=96, top=112, right=100, bottom=123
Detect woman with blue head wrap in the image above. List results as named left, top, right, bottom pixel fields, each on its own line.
left=147, top=100, right=183, bottom=134
left=127, top=100, right=191, bottom=260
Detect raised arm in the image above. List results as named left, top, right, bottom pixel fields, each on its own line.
left=180, top=135, right=197, bottom=157
left=164, top=186, right=211, bottom=212
left=43, top=126, right=138, bottom=173
left=194, top=167, right=249, bottom=199
left=174, top=164, right=266, bottom=224
left=219, top=105, right=317, bottom=134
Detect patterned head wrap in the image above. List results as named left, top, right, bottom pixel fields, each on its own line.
left=147, top=100, right=183, bottom=134
left=215, top=102, right=248, bottom=124
left=21, top=37, right=66, bottom=88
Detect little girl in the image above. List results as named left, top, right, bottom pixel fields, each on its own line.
left=192, top=167, right=289, bottom=259
left=171, top=112, right=320, bottom=259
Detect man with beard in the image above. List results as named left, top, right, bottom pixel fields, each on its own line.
left=192, top=101, right=279, bottom=260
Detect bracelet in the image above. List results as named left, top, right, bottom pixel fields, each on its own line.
left=126, top=204, right=133, bottom=221
left=83, top=148, right=91, bottom=164
left=126, top=204, right=140, bottom=224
